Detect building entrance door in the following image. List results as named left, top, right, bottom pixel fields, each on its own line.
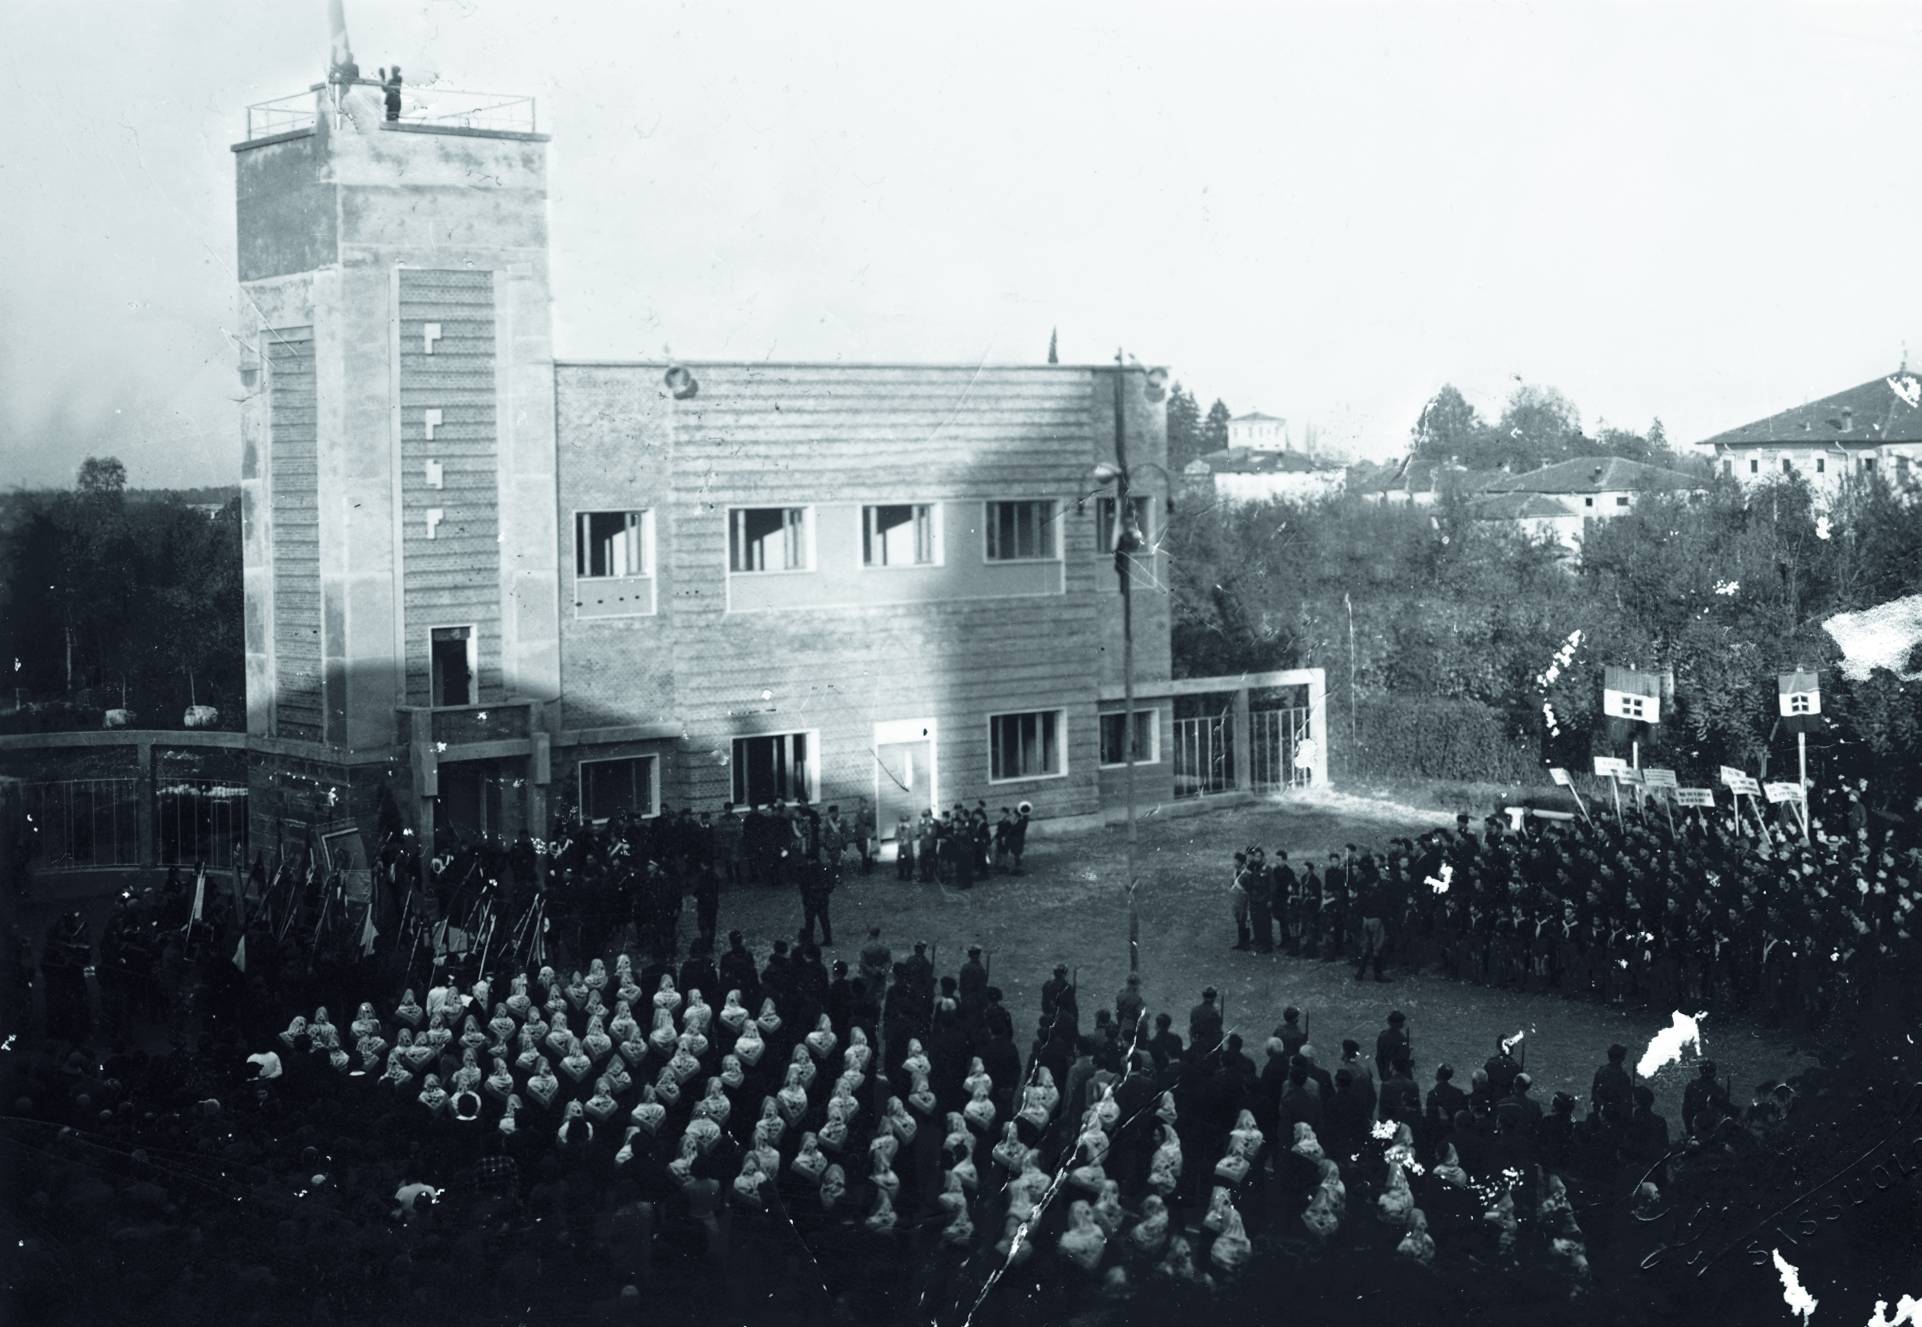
left=873, top=719, right=936, bottom=841
left=436, top=760, right=511, bottom=841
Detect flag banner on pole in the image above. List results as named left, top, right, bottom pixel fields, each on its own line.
left=1778, top=669, right=1822, bottom=734
left=1549, top=767, right=1572, bottom=787
left=1777, top=670, right=1821, bottom=717
left=190, top=867, right=207, bottom=923
left=1593, top=756, right=1629, bottom=777
left=1642, top=768, right=1678, bottom=791
left=360, top=908, right=378, bottom=956
left=232, top=936, right=247, bottom=972
left=1764, top=782, right=1806, bottom=804
left=1719, top=766, right=1746, bottom=788
left=1674, top=788, right=1716, bottom=808
left=1602, top=666, right=1662, bottom=723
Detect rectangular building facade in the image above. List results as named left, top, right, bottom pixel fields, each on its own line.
left=215, top=81, right=1320, bottom=868
left=547, top=359, right=1172, bottom=833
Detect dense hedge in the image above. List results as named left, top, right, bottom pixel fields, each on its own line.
left=1330, top=694, right=1543, bottom=785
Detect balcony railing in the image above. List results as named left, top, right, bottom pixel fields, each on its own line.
left=245, top=82, right=538, bottom=142
left=398, top=702, right=535, bottom=750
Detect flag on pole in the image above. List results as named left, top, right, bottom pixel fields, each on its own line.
left=1777, top=670, right=1821, bottom=717
left=360, top=906, right=378, bottom=957
left=1778, top=669, right=1821, bottom=734
left=232, top=935, right=247, bottom=972
left=1602, top=666, right=1662, bottom=723
left=1549, top=767, right=1572, bottom=787
left=190, top=865, right=207, bottom=923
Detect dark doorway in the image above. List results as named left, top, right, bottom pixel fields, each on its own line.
left=431, top=626, right=474, bottom=707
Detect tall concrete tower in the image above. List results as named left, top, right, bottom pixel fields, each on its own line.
left=233, top=80, right=559, bottom=847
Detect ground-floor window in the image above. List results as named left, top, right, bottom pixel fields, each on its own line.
left=1098, top=709, right=1159, bottom=766
left=732, top=732, right=814, bottom=806
left=580, top=755, right=659, bottom=823
left=989, top=709, right=1065, bottom=782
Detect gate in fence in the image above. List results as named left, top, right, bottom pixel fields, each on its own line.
left=1250, top=705, right=1314, bottom=791
left=21, top=778, right=142, bottom=869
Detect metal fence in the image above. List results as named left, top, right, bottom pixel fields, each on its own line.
left=246, top=85, right=539, bottom=141
left=155, top=779, right=249, bottom=870
left=1173, top=715, right=1235, bottom=798
left=1250, top=706, right=1314, bottom=791
left=21, top=778, right=141, bottom=870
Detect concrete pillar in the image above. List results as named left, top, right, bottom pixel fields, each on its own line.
left=1231, top=688, right=1252, bottom=792
left=416, top=795, right=436, bottom=888
left=1306, top=668, right=1330, bottom=787
left=135, top=737, right=156, bottom=867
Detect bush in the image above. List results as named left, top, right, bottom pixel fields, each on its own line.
left=1330, top=695, right=1543, bottom=785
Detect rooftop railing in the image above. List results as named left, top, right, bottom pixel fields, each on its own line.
left=245, top=81, right=538, bottom=142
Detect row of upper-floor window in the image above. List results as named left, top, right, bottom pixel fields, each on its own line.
left=1723, top=454, right=1915, bottom=477
left=572, top=497, right=1154, bottom=579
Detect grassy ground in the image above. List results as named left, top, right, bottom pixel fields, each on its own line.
left=720, top=787, right=1817, bottom=1111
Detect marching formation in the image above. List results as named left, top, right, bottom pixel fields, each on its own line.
left=1221, top=787, right=1920, bottom=1038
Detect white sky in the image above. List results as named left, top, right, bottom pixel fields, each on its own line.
left=3, top=0, right=1921, bottom=488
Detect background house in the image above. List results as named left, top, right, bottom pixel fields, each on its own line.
left=1184, top=446, right=1347, bottom=505
left=1469, top=455, right=1708, bottom=549
left=1699, top=369, right=1922, bottom=503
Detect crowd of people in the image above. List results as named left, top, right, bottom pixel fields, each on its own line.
left=1219, top=785, right=1921, bottom=1038
left=3, top=781, right=1916, bottom=1325
left=5, top=926, right=1735, bottom=1325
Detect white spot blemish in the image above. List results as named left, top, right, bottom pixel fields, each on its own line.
left=1869, top=1296, right=1922, bottom=1327
left=1771, top=1249, right=1818, bottom=1322
left=1816, top=517, right=1833, bottom=541
left=1637, top=1011, right=1705, bottom=1077
left=1823, top=594, right=1922, bottom=682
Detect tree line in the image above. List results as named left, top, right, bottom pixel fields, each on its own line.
left=1, top=457, right=243, bottom=731
left=1167, top=466, right=1922, bottom=799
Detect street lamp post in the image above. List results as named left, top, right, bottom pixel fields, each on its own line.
left=1091, top=351, right=1160, bottom=973
left=1111, top=355, right=1142, bottom=976
left=1097, top=349, right=1166, bottom=977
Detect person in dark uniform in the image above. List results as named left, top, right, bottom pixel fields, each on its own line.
left=799, top=858, right=834, bottom=948
left=903, top=941, right=934, bottom=1007
left=1188, top=986, right=1222, bottom=1051
left=1271, top=850, right=1297, bottom=952
left=1374, top=1010, right=1410, bottom=1081
left=1425, top=1064, right=1468, bottom=1143
left=957, top=946, right=988, bottom=1019
left=1247, top=850, right=1275, bottom=953
left=692, top=863, right=720, bottom=950
left=1008, top=802, right=1031, bottom=875
left=1682, top=1060, right=1730, bottom=1139
left=1354, top=863, right=1389, bottom=982
left=894, top=816, right=915, bottom=882
left=1040, top=964, right=1072, bottom=1025
left=718, top=931, right=759, bottom=1008
left=1590, top=1043, right=1632, bottom=1121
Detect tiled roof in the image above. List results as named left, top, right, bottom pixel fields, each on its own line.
left=1700, top=371, right=1922, bottom=449
left=1481, top=456, right=1704, bottom=496
left=1193, top=447, right=1333, bottom=475
left=1345, top=457, right=1503, bottom=494
left=1472, top=492, right=1570, bottom=520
